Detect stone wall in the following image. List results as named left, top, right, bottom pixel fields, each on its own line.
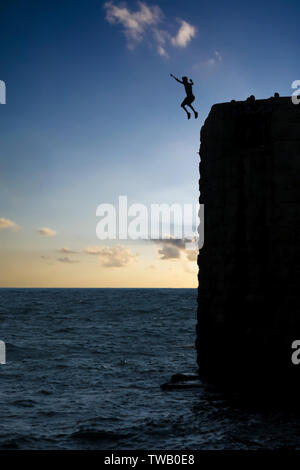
left=197, top=97, right=300, bottom=388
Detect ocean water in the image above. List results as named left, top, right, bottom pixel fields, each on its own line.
left=0, top=288, right=300, bottom=450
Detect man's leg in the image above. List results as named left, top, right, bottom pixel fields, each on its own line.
left=188, top=104, right=198, bottom=119
left=181, top=100, right=191, bottom=119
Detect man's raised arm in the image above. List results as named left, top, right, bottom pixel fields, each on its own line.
left=170, top=73, right=183, bottom=84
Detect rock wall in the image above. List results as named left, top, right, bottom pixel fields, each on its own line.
left=197, top=96, right=300, bottom=388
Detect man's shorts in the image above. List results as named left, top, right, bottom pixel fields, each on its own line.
left=181, top=95, right=195, bottom=106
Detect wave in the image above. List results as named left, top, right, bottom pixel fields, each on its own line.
left=71, top=428, right=132, bottom=442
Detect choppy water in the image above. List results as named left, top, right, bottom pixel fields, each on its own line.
left=0, top=288, right=300, bottom=450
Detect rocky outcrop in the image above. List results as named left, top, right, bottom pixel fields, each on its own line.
left=197, top=96, right=300, bottom=390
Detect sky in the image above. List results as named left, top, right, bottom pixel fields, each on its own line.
left=0, top=0, right=299, bottom=287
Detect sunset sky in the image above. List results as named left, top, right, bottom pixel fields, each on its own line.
left=0, top=0, right=299, bottom=287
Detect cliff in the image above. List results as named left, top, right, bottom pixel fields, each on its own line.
left=197, top=96, right=300, bottom=390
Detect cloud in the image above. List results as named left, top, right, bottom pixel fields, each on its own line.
left=157, top=45, right=167, bottom=57
left=153, top=28, right=169, bottom=57
left=158, top=243, right=181, bottom=260
left=83, top=246, right=104, bottom=255
left=58, top=247, right=77, bottom=254
left=0, top=217, right=20, bottom=231
left=37, top=227, right=57, bottom=237
left=171, top=20, right=196, bottom=48
left=186, top=250, right=198, bottom=262
left=85, top=245, right=138, bottom=267
left=154, top=238, right=187, bottom=260
left=194, top=50, right=222, bottom=69
left=104, top=1, right=162, bottom=48
left=214, top=50, right=222, bottom=62
left=154, top=237, right=198, bottom=261
left=57, top=256, right=79, bottom=264
left=103, top=2, right=196, bottom=57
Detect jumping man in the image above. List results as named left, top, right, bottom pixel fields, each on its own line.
left=170, top=74, right=198, bottom=120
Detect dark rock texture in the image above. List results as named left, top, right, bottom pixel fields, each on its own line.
left=197, top=96, right=300, bottom=391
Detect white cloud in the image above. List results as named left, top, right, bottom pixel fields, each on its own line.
left=84, top=246, right=104, bottom=255
left=0, top=217, right=20, bottom=231
left=194, top=50, right=222, bottom=69
left=214, top=50, right=222, bottom=62
left=157, top=45, right=168, bottom=57
left=104, top=1, right=162, bottom=48
left=58, top=247, right=77, bottom=254
left=58, top=256, right=79, bottom=264
left=85, top=245, right=138, bottom=267
left=171, top=20, right=196, bottom=48
left=103, top=2, right=196, bottom=57
left=154, top=237, right=198, bottom=261
left=153, top=28, right=169, bottom=57
left=37, top=227, right=57, bottom=237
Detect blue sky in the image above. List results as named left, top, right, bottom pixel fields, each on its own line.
left=0, top=0, right=299, bottom=286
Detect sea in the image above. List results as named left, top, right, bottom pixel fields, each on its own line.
left=0, top=288, right=299, bottom=450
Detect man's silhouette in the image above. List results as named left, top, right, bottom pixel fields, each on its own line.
left=170, top=74, right=198, bottom=120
